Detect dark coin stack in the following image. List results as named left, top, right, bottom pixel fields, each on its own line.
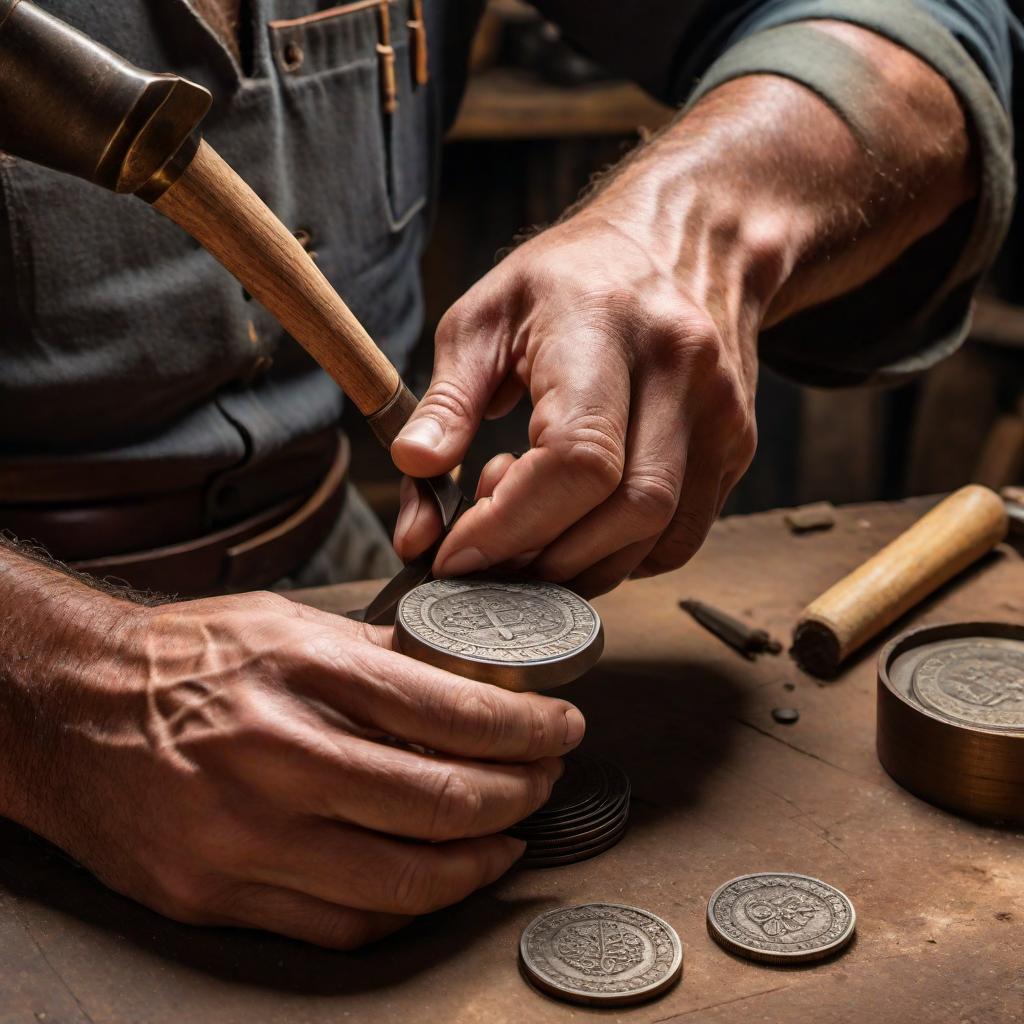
left=508, top=752, right=630, bottom=867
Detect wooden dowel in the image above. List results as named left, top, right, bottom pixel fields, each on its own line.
left=792, top=485, right=1008, bottom=677
left=152, top=139, right=402, bottom=417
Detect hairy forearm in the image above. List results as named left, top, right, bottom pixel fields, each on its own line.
left=580, top=21, right=976, bottom=332
left=0, top=540, right=135, bottom=836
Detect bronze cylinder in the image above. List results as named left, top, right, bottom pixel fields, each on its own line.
left=877, top=622, right=1024, bottom=824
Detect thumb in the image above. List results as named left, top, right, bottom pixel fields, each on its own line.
left=391, top=313, right=503, bottom=477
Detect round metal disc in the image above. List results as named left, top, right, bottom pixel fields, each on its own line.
left=527, top=753, right=612, bottom=818
left=395, top=578, right=603, bottom=691
left=877, top=622, right=1024, bottom=824
left=909, top=638, right=1024, bottom=731
left=707, top=873, right=856, bottom=964
left=519, top=903, right=682, bottom=1005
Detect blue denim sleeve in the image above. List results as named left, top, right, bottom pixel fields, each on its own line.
left=538, top=0, right=1018, bottom=385
left=708, top=0, right=1015, bottom=108
left=681, top=0, right=1017, bottom=385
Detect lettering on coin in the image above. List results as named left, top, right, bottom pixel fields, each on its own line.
left=520, top=904, right=682, bottom=1005
left=555, top=920, right=644, bottom=975
left=912, top=641, right=1024, bottom=730
left=707, top=873, right=855, bottom=962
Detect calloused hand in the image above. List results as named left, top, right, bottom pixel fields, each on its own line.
left=391, top=210, right=758, bottom=597
left=29, top=590, right=584, bottom=948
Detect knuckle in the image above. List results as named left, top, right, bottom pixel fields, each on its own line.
left=420, top=377, right=477, bottom=423
left=428, top=767, right=484, bottom=840
left=448, top=683, right=504, bottom=749
left=437, top=295, right=485, bottom=342
left=525, top=700, right=557, bottom=756
left=150, top=865, right=214, bottom=923
left=547, top=415, right=625, bottom=493
left=618, top=467, right=680, bottom=529
left=526, top=760, right=557, bottom=812
left=660, top=314, right=722, bottom=368
left=648, top=509, right=710, bottom=573
left=390, top=852, right=440, bottom=913
left=245, top=590, right=295, bottom=615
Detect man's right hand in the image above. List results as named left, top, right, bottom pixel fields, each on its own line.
left=0, top=565, right=584, bottom=949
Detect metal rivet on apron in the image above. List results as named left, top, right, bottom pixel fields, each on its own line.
left=282, top=41, right=303, bottom=71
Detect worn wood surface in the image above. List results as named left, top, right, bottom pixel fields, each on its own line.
left=2, top=497, right=1022, bottom=1023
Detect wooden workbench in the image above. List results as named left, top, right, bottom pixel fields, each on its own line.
left=2, top=498, right=1022, bottom=1023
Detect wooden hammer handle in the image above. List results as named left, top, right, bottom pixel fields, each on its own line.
left=152, top=139, right=402, bottom=420
left=793, top=485, right=1008, bottom=677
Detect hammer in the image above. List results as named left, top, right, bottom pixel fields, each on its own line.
left=0, top=0, right=466, bottom=613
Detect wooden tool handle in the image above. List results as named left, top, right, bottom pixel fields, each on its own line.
left=152, top=139, right=402, bottom=418
left=793, top=485, right=1008, bottom=677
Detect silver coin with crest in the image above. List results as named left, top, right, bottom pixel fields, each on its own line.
left=395, top=578, right=603, bottom=691
left=911, top=638, right=1024, bottom=731
left=519, top=903, right=682, bottom=1006
left=707, top=873, right=855, bottom=964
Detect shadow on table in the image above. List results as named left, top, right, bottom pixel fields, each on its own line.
left=0, top=822, right=548, bottom=996
left=0, top=654, right=745, bottom=995
left=558, top=653, right=748, bottom=829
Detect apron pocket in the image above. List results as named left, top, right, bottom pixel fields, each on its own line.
left=268, top=1, right=428, bottom=233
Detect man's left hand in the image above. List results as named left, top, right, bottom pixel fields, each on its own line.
left=390, top=195, right=758, bottom=597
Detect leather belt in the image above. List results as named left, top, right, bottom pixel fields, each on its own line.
left=5, top=435, right=349, bottom=598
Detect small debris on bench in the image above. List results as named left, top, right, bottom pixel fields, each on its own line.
left=679, top=599, right=782, bottom=660
left=772, top=707, right=800, bottom=725
left=784, top=502, right=836, bottom=534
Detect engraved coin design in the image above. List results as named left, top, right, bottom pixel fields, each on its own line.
left=707, top=873, right=855, bottom=964
left=395, top=578, right=603, bottom=690
left=911, top=640, right=1024, bottom=731
left=520, top=904, right=682, bottom=1006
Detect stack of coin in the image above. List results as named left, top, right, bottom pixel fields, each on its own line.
left=508, top=752, right=630, bottom=867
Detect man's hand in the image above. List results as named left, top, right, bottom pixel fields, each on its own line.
left=391, top=23, right=974, bottom=595
left=0, top=552, right=585, bottom=949
left=394, top=209, right=758, bottom=598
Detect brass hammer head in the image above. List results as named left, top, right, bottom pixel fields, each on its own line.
left=0, top=0, right=211, bottom=196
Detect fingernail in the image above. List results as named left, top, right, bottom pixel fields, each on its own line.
left=397, top=417, right=444, bottom=451
left=438, top=546, right=489, bottom=577
left=563, top=708, right=586, bottom=747
left=394, top=489, right=420, bottom=545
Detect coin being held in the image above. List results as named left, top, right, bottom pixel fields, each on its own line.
left=395, top=578, right=603, bottom=691
left=707, top=873, right=855, bottom=964
left=520, top=903, right=682, bottom=1006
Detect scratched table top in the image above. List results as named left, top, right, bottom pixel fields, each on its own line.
left=3, top=497, right=1022, bottom=1024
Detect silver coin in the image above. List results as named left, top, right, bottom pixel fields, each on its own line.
left=707, top=873, right=856, bottom=964
left=395, top=578, right=603, bottom=691
left=520, top=903, right=682, bottom=1005
left=911, top=639, right=1024, bottom=731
